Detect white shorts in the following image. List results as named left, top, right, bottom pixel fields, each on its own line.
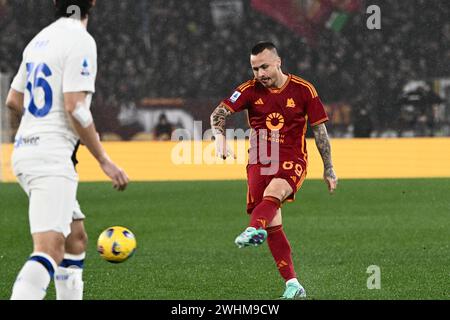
left=17, top=174, right=86, bottom=238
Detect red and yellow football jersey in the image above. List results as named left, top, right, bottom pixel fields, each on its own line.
left=222, top=74, right=328, bottom=166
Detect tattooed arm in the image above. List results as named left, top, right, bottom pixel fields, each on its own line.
left=312, top=123, right=338, bottom=194
left=210, top=103, right=232, bottom=136
left=210, top=103, right=234, bottom=159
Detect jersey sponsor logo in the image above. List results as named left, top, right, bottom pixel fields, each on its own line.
left=14, top=136, right=41, bottom=148
left=255, top=98, right=264, bottom=105
left=266, top=113, right=285, bottom=131
left=286, top=98, right=296, bottom=108
left=81, top=58, right=91, bottom=76
left=229, top=91, right=241, bottom=103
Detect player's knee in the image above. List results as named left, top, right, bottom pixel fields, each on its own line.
left=263, top=185, right=285, bottom=201
left=264, top=179, right=293, bottom=201
left=264, top=190, right=281, bottom=201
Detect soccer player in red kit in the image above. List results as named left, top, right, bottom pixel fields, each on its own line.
left=210, top=42, right=338, bottom=299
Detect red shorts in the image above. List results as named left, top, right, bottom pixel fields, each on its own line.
left=246, top=160, right=307, bottom=214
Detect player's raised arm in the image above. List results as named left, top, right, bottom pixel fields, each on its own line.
left=312, top=123, right=338, bottom=194
left=64, top=91, right=129, bottom=191
left=210, top=102, right=235, bottom=159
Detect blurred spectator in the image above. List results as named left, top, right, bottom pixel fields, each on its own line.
left=353, top=108, right=373, bottom=138
left=116, top=101, right=145, bottom=141
left=397, top=82, right=444, bottom=137
left=153, top=113, right=174, bottom=141
left=0, top=0, right=8, bottom=20
left=324, top=103, right=352, bottom=137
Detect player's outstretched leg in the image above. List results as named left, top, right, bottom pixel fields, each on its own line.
left=234, top=196, right=281, bottom=248
left=280, top=279, right=307, bottom=300
left=234, top=227, right=268, bottom=248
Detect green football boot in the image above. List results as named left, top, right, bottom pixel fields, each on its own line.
left=280, top=281, right=306, bottom=300
left=234, top=227, right=268, bottom=248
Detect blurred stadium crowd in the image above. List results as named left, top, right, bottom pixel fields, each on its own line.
left=1, top=0, right=449, bottom=139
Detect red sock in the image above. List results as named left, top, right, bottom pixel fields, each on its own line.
left=267, top=225, right=297, bottom=282
left=249, top=196, right=281, bottom=229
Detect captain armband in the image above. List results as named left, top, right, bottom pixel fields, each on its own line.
left=72, top=101, right=93, bottom=128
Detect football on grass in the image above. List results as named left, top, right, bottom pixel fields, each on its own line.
left=97, top=226, right=137, bottom=263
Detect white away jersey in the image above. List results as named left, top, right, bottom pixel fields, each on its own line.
left=11, top=18, right=97, bottom=176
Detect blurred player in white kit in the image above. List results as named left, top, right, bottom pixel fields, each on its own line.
left=5, top=0, right=129, bottom=300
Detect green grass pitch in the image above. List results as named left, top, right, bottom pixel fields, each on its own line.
left=0, top=179, right=448, bottom=300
